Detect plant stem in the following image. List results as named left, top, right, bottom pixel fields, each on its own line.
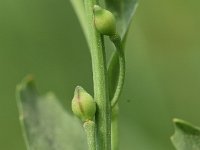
left=84, top=0, right=111, bottom=150
left=108, top=34, right=125, bottom=150
left=110, top=34, right=125, bottom=108
left=111, top=105, right=119, bottom=150
left=84, top=121, right=96, bottom=150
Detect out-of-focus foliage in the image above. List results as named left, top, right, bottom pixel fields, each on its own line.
left=17, top=77, right=87, bottom=150
left=171, top=119, right=200, bottom=150
left=0, top=0, right=200, bottom=150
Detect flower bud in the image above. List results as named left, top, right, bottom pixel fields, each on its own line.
left=94, top=5, right=116, bottom=36
left=71, top=86, right=96, bottom=122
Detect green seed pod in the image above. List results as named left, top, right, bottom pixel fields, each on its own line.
left=94, top=5, right=116, bottom=36
left=71, top=86, right=96, bottom=122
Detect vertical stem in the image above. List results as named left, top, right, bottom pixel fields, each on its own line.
left=84, top=0, right=111, bottom=150
left=84, top=121, right=96, bottom=150
left=111, top=105, right=119, bottom=150
left=108, top=35, right=126, bottom=150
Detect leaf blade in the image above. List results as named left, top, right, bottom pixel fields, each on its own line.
left=16, top=77, right=87, bottom=150
left=70, top=0, right=90, bottom=46
left=171, top=118, right=200, bottom=150
left=105, top=0, right=138, bottom=41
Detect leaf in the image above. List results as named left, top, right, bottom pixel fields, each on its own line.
left=70, top=0, right=89, bottom=43
left=171, top=118, right=200, bottom=150
left=105, top=0, right=138, bottom=41
left=16, top=76, right=87, bottom=150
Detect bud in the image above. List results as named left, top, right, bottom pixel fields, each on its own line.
left=94, top=5, right=116, bottom=36
left=71, top=86, right=96, bottom=122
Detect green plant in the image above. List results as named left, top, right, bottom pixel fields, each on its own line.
left=16, top=0, right=200, bottom=150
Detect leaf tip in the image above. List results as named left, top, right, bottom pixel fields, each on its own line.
left=23, top=75, right=35, bottom=87
left=173, top=118, right=183, bottom=125
left=16, top=75, right=35, bottom=91
left=16, top=75, right=38, bottom=107
left=172, top=118, right=200, bottom=137
left=173, top=118, right=195, bottom=129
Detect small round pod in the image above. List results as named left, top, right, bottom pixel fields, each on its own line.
left=94, top=5, right=116, bottom=36
left=71, top=86, right=96, bottom=122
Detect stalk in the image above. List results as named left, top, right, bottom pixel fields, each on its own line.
left=84, top=121, right=96, bottom=150
left=111, top=105, right=119, bottom=150
left=84, top=0, right=111, bottom=149
left=109, top=34, right=125, bottom=108
left=108, top=34, right=126, bottom=150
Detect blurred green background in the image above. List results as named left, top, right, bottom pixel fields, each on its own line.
left=1, top=0, right=200, bottom=149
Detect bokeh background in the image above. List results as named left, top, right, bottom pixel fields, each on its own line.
left=1, top=0, right=200, bottom=149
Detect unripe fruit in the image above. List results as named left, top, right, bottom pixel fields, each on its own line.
left=94, top=5, right=116, bottom=36
left=71, top=86, right=96, bottom=122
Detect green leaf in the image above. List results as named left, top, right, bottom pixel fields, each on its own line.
left=171, top=118, right=200, bottom=150
left=106, top=0, right=138, bottom=101
left=70, top=0, right=89, bottom=43
left=105, top=0, right=138, bottom=41
left=16, top=76, right=87, bottom=150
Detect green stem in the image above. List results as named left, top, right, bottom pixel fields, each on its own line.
left=84, top=121, right=96, bottom=150
left=84, top=0, right=111, bottom=150
left=108, top=34, right=125, bottom=150
left=110, top=34, right=125, bottom=108
left=111, top=105, right=119, bottom=150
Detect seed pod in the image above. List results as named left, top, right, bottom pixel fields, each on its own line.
left=71, top=86, right=96, bottom=122
left=94, top=5, right=116, bottom=36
